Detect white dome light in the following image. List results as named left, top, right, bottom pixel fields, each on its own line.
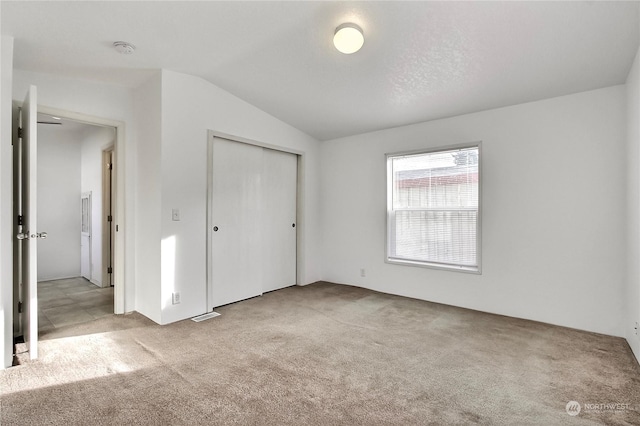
left=333, top=23, right=364, bottom=54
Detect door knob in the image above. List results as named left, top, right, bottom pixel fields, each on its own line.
left=213, top=226, right=219, bottom=232
left=37, top=232, right=48, bottom=239
left=16, top=233, right=29, bottom=240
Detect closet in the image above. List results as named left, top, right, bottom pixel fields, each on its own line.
left=207, top=136, right=297, bottom=309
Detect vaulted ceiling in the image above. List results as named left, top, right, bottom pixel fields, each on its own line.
left=2, top=1, right=639, bottom=141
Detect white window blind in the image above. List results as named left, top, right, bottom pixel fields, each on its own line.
left=387, top=145, right=480, bottom=272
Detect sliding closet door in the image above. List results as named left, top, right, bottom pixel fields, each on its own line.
left=208, top=137, right=298, bottom=309
left=262, top=148, right=297, bottom=293
left=210, top=138, right=263, bottom=307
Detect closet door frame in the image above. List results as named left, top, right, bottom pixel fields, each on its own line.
left=206, top=131, right=304, bottom=312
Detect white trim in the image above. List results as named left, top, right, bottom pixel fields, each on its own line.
left=210, top=131, right=305, bottom=156
left=206, top=137, right=214, bottom=312
left=385, top=142, right=483, bottom=274
left=101, top=147, right=114, bottom=289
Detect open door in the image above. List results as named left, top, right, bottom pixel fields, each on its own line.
left=15, top=86, right=40, bottom=360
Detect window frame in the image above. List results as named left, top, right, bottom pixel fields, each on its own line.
left=385, top=142, right=482, bottom=274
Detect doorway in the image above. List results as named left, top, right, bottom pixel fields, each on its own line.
left=35, top=113, right=116, bottom=334
left=36, top=104, right=126, bottom=315
left=10, top=85, right=129, bottom=363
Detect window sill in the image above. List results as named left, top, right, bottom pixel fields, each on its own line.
left=386, top=257, right=481, bottom=274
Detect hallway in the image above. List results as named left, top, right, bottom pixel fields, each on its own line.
left=38, top=278, right=113, bottom=334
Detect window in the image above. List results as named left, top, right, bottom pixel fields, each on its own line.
left=386, top=144, right=480, bottom=273
left=81, top=193, right=91, bottom=234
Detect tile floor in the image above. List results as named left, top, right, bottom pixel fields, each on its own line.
left=38, top=277, right=114, bottom=333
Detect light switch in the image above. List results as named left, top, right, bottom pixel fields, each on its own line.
left=172, top=209, right=180, bottom=221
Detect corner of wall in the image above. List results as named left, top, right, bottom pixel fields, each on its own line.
left=626, top=45, right=640, bottom=363
left=132, top=70, right=163, bottom=324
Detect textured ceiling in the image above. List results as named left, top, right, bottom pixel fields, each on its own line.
left=3, top=1, right=639, bottom=141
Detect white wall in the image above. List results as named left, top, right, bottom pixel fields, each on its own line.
left=37, top=125, right=81, bottom=281
left=3, top=62, right=632, bottom=367
left=80, top=125, right=115, bottom=287
left=13, top=70, right=136, bottom=313
left=321, top=86, right=627, bottom=337
left=1, top=37, right=15, bottom=368
left=147, top=69, right=322, bottom=324
left=626, top=46, right=640, bottom=361
left=133, top=72, right=162, bottom=323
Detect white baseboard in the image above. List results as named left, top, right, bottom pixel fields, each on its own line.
left=37, top=274, right=79, bottom=282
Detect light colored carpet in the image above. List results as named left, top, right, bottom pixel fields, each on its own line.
left=1, top=282, right=638, bottom=425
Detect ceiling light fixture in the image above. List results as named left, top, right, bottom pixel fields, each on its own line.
left=333, top=23, right=364, bottom=54
left=113, top=41, right=136, bottom=55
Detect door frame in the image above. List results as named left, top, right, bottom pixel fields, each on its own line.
left=206, top=130, right=305, bottom=312
left=11, top=103, right=21, bottom=338
left=38, top=106, right=126, bottom=314
left=101, top=147, right=114, bottom=288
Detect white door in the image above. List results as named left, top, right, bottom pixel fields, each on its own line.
left=209, top=138, right=263, bottom=307
left=208, top=137, right=298, bottom=310
left=17, top=86, right=39, bottom=359
left=80, top=192, right=91, bottom=280
left=262, top=148, right=297, bottom=293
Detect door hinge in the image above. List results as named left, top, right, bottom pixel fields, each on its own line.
left=18, top=302, right=23, bottom=313
left=17, top=215, right=23, bottom=226
left=107, top=267, right=113, bottom=274
left=18, top=127, right=23, bottom=138
left=107, top=215, right=113, bottom=222
left=108, top=163, right=113, bottom=170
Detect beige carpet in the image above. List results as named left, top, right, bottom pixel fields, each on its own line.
left=1, top=282, right=638, bottom=425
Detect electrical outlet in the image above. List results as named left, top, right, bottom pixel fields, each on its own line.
left=360, top=268, right=366, bottom=277
left=172, top=292, right=181, bottom=305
